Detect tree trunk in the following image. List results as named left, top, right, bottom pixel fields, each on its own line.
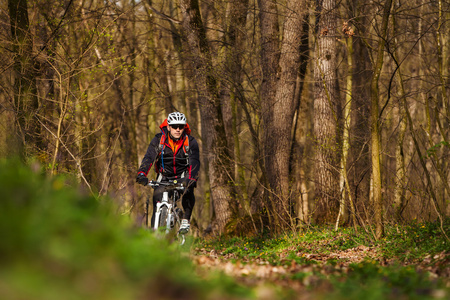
left=436, top=0, right=449, bottom=212
left=179, top=0, right=234, bottom=233
left=259, top=0, right=307, bottom=231
left=258, top=0, right=280, bottom=229
left=392, top=10, right=407, bottom=221
left=291, top=15, right=310, bottom=225
left=8, top=0, right=41, bottom=157
left=272, top=0, right=306, bottom=229
left=313, top=0, right=341, bottom=223
left=348, top=0, right=372, bottom=225
left=222, top=0, right=255, bottom=231
left=370, top=0, right=393, bottom=240
left=337, top=31, right=356, bottom=229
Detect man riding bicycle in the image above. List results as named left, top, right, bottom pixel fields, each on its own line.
left=136, top=112, right=200, bottom=234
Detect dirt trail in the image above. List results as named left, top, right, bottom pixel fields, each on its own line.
left=192, top=246, right=450, bottom=295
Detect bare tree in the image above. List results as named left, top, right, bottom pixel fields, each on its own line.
left=258, top=0, right=307, bottom=231
left=179, top=0, right=235, bottom=233
left=8, top=0, right=41, bottom=156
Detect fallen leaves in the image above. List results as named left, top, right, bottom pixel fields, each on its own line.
left=193, top=244, right=450, bottom=296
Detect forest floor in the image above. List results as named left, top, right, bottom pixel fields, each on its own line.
left=191, top=232, right=450, bottom=299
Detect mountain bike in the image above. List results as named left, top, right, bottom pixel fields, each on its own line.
left=145, top=179, right=186, bottom=245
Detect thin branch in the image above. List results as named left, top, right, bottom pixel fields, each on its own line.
left=145, top=2, right=181, bottom=24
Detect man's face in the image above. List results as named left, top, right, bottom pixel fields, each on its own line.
left=167, top=124, right=185, bottom=139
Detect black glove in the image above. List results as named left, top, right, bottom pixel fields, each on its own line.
left=182, top=178, right=196, bottom=188
left=136, top=173, right=149, bottom=186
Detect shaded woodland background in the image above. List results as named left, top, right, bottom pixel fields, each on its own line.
left=1, top=0, right=449, bottom=238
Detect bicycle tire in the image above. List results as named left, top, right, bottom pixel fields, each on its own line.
left=170, top=210, right=186, bottom=245
left=145, top=199, right=150, bottom=228
left=171, top=192, right=186, bottom=245
left=157, top=206, right=169, bottom=229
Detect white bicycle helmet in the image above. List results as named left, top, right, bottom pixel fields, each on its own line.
left=167, top=112, right=187, bottom=125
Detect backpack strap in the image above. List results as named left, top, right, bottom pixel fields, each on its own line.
left=158, top=134, right=165, bottom=153
left=183, top=135, right=190, bottom=156
left=157, top=134, right=166, bottom=171
left=183, top=135, right=190, bottom=165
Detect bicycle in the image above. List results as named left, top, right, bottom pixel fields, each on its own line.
left=145, top=179, right=187, bottom=245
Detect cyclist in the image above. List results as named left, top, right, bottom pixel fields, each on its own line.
left=136, top=112, right=200, bottom=234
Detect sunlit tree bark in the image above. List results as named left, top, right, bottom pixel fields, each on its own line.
left=313, top=0, right=341, bottom=223
left=392, top=8, right=407, bottom=221
left=371, top=0, right=393, bottom=240
left=337, top=26, right=356, bottom=229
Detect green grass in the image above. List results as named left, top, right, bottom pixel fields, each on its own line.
left=201, top=221, right=449, bottom=264
left=380, top=220, right=450, bottom=261
left=324, top=261, right=445, bottom=300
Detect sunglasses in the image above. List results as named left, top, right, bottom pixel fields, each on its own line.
left=171, top=124, right=185, bottom=130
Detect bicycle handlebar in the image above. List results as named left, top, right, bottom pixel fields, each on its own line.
left=148, top=180, right=186, bottom=190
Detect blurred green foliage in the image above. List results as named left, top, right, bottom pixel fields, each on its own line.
left=0, top=158, right=253, bottom=300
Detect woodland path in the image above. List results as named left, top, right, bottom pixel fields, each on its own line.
left=192, top=245, right=450, bottom=298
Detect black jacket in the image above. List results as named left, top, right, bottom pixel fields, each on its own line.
left=137, top=126, right=200, bottom=181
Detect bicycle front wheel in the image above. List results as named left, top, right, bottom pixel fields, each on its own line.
left=156, top=206, right=169, bottom=229
left=145, top=199, right=150, bottom=228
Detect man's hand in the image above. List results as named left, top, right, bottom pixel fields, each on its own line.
left=136, top=173, right=149, bottom=186
left=182, top=178, right=196, bottom=188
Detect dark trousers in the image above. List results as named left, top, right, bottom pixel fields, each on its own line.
left=149, top=186, right=196, bottom=227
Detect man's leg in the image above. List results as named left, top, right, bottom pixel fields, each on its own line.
left=179, top=188, right=195, bottom=233
left=182, top=187, right=196, bottom=220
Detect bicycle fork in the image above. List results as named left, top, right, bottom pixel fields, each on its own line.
left=154, top=191, right=174, bottom=233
